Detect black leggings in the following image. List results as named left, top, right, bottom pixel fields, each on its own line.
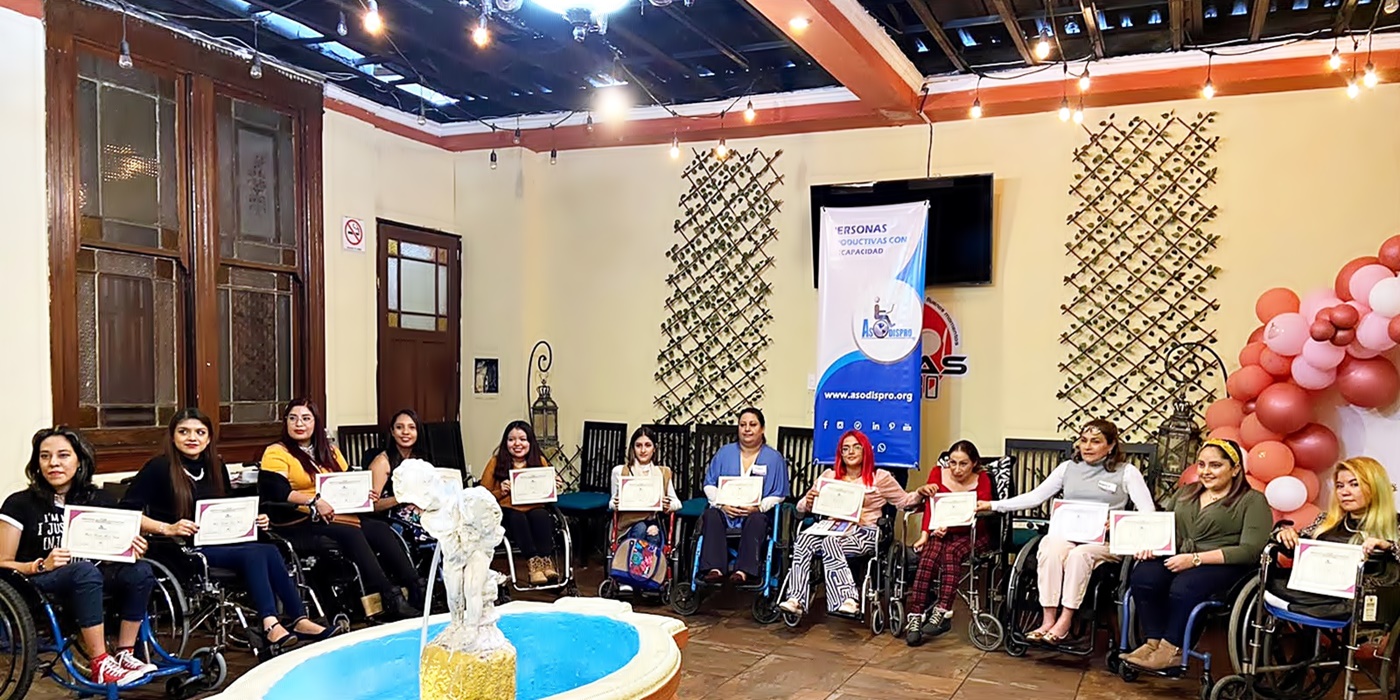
left=502, top=508, right=555, bottom=558
left=277, top=518, right=420, bottom=598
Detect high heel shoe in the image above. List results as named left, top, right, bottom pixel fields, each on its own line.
left=261, top=622, right=300, bottom=654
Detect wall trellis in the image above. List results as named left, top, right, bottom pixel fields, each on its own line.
left=1059, top=111, right=1222, bottom=440
left=654, top=148, right=784, bottom=424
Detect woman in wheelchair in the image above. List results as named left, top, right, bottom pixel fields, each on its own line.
left=777, top=430, right=935, bottom=618
left=976, top=418, right=1154, bottom=645
left=0, top=427, right=158, bottom=686
left=368, top=408, right=435, bottom=540
left=1122, top=438, right=1269, bottom=671
left=905, top=439, right=994, bottom=645
left=260, top=399, right=423, bottom=620
left=609, top=426, right=681, bottom=545
left=121, top=408, right=335, bottom=653
left=699, top=407, right=790, bottom=585
left=479, top=421, right=566, bottom=586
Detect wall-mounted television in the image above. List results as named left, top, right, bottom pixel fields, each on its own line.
left=810, top=174, right=994, bottom=287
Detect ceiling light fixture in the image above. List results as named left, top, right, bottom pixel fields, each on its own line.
left=743, top=99, right=756, bottom=123
left=714, top=138, right=729, bottom=160
left=1329, top=46, right=1342, bottom=71
left=788, top=16, right=811, bottom=31
left=595, top=85, right=630, bottom=123
left=1078, top=68, right=1091, bottom=92
left=1034, top=31, right=1052, bottom=60
left=1364, top=61, right=1379, bottom=88
left=364, top=0, right=384, bottom=34
left=1201, top=55, right=1215, bottom=99
left=472, top=14, right=490, bottom=47
left=118, top=12, right=133, bottom=70
left=337, top=11, right=348, bottom=36
left=669, top=133, right=680, bottom=159
left=489, top=148, right=498, bottom=169
left=528, top=0, right=630, bottom=41
left=1347, top=76, right=1360, bottom=98
left=1058, top=96, right=1070, bottom=121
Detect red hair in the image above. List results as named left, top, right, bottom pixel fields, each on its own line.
left=835, top=430, right=876, bottom=487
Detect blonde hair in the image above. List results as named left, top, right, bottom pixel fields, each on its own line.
left=1318, top=457, right=1399, bottom=545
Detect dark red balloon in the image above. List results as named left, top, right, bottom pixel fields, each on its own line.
left=1337, top=256, right=1382, bottom=301
left=1248, top=325, right=1266, bottom=344
left=1336, top=356, right=1400, bottom=408
left=1259, top=349, right=1293, bottom=377
left=1388, top=316, right=1400, bottom=344
left=1332, top=328, right=1357, bottom=347
left=1255, top=382, right=1313, bottom=435
left=1330, top=304, right=1360, bottom=330
left=1285, top=423, right=1341, bottom=472
left=1309, top=320, right=1336, bottom=341
left=1227, top=365, right=1274, bottom=402
left=1380, top=235, right=1400, bottom=272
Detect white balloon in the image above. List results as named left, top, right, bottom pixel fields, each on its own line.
left=1369, top=276, right=1400, bottom=317
left=1264, top=475, right=1308, bottom=512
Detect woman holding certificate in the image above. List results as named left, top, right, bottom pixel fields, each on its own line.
left=777, top=429, right=932, bottom=618
left=123, top=409, right=335, bottom=652
left=479, top=421, right=565, bottom=586
left=368, top=408, right=435, bottom=536
left=699, top=407, right=791, bottom=585
left=0, top=427, right=158, bottom=686
left=975, top=419, right=1155, bottom=645
left=609, top=426, right=681, bottom=545
left=260, top=399, right=423, bottom=620
left=1122, top=438, right=1270, bottom=671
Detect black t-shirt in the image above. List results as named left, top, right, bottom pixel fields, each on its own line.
left=0, top=488, right=116, bottom=563
left=121, top=454, right=231, bottom=524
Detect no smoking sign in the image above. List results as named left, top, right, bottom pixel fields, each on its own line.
left=342, top=217, right=366, bottom=252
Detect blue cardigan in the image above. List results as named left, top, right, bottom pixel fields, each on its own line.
left=703, top=443, right=790, bottom=524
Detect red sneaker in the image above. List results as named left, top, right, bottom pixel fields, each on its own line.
left=90, top=653, right=146, bottom=687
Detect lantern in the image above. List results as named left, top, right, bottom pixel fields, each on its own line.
left=1155, top=397, right=1201, bottom=500
left=531, top=381, right=559, bottom=451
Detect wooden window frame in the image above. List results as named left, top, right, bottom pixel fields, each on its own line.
left=46, top=0, right=325, bottom=471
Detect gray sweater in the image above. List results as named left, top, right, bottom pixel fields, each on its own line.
left=992, top=459, right=1155, bottom=513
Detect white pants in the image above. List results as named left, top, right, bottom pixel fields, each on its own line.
left=1036, top=536, right=1116, bottom=609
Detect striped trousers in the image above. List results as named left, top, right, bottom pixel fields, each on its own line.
left=782, top=525, right=879, bottom=612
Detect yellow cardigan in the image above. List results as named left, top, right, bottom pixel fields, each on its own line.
left=260, top=442, right=357, bottom=526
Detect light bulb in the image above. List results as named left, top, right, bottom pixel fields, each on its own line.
left=594, top=86, right=630, bottom=123
left=744, top=99, right=756, bottom=123
left=585, top=114, right=594, bottom=133
left=489, top=149, right=498, bottom=169
left=512, top=127, right=522, bottom=145
left=1072, top=106, right=1084, bottom=124
left=1347, top=78, right=1360, bottom=99
left=1034, top=35, right=1052, bottom=60
left=1385, top=0, right=1398, bottom=14
left=1058, top=97, right=1070, bottom=122
left=1329, top=47, right=1342, bottom=71
left=417, top=113, right=426, bottom=125
left=669, top=135, right=680, bottom=159
left=1201, top=78, right=1215, bottom=99
left=472, top=17, right=490, bottom=48
left=715, top=139, right=729, bottom=159
left=1364, top=62, right=1378, bottom=88
left=250, top=54, right=263, bottom=79
left=1078, top=71, right=1091, bottom=92
left=969, top=98, right=982, bottom=119
left=788, top=16, right=811, bottom=31
left=118, top=39, right=133, bottom=69
left=550, top=149, right=558, bottom=165
left=364, top=0, right=383, bottom=34
left=337, top=11, right=348, bottom=36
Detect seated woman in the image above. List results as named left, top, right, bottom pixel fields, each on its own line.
left=1123, top=438, right=1270, bottom=670
left=1268, top=457, right=1399, bottom=619
left=609, top=426, right=681, bottom=545
left=368, top=408, right=436, bottom=541
left=122, top=408, right=335, bottom=653
left=0, top=427, right=157, bottom=686
left=479, top=421, right=565, bottom=586
left=975, top=418, right=1155, bottom=644
left=778, top=429, right=933, bottom=617
left=260, top=399, right=421, bottom=619
left=905, top=440, right=994, bottom=646
left=699, top=407, right=791, bottom=585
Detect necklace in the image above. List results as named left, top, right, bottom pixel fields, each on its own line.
left=1343, top=518, right=1360, bottom=533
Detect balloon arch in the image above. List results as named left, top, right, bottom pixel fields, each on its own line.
left=1191, top=234, right=1400, bottom=524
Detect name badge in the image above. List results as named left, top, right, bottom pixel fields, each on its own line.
left=1098, top=480, right=1118, bottom=493
left=751, top=464, right=768, bottom=476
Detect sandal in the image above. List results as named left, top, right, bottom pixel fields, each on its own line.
left=1040, top=631, right=1066, bottom=645
left=1025, top=630, right=1048, bottom=643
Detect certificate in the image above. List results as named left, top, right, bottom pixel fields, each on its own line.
left=716, top=476, right=763, bottom=507
left=436, top=468, right=464, bottom=489
left=804, top=520, right=858, bottom=537
left=61, top=505, right=142, bottom=563
left=813, top=478, right=864, bottom=522
left=929, top=492, right=976, bottom=530
left=618, top=476, right=664, bottom=512
left=1108, top=511, right=1176, bottom=556
left=194, top=497, right=260, bottom=546
left=315, top=471, right=374, bottom=514
left=1288, top=539, right=1366, bottom=599
left=509, top=467, right=558, bottom=505
left=1048, top=499, right=1110, bottom=544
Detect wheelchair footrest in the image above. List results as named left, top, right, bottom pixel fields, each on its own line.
left=826, top=610, right=862, bottom=621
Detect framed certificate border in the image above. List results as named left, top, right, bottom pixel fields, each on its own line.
left=315, top=471, right=374, bottom=514
left=617, top=476, right=665, bottom=512
left=194, top=497, right=260, bottom=547
left=61, top=505, right=141, bottom=563
left=1107, top=510, right=1176, bottom=556
left=509, top=467, right=559, bottom=505
left=812, top=478, right=864, bottom=523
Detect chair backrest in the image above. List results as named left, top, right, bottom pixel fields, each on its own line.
left=643, top=424, right=693, bottom=499
left=579, top=421, right=628, bottom=493
left=1122, top=442, right=1161, bottom=497
left=422, top=421, right=468, bottom=483
left=690, top=423, right=733, bottom=499
left=336, top=424, right=385, bottom=469
left=776, top=426, right=817, bottom=497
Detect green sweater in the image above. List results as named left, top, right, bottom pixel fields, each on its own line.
left=1169, top=487, right=1272, bottom=565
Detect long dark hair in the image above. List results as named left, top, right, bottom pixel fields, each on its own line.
left=1071, top=418, right=1125, bottom=472
left=738, top=406, right=767, bottom=443
left=1178, top=438, right=1250, bottom=508
left=626, top=426, right=660, bottom=469
left=385, top=408, right=431, bottom=469
left=279, top=398, right=340, bottom=474
left=491, top=420, right=546, bottom=482
left=26, top=426, right=98, bottom=501
left=164, top=407, right=225, bottom=519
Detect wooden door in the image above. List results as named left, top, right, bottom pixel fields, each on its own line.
left=376, top=221, right=461, bottom=425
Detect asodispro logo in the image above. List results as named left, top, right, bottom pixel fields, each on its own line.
left=851, top=284, right=922, bottom=363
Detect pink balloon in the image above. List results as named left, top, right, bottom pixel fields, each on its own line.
left=1300, top=288, right=1344, bottom=324
left=1337, top=357, right=1400, bottom=408
left=1356, top=313, right=1398, bottom=352
left=1285, top=503, right=1322, bottom=529
left=1301, top=338, right=1346, bottom=370
left=1291, top=356, right=1337, bottom=390
left=1348, top=300, right=1373, bottom=319
left=1255, top=383, right=1313, bottom=435
left=1348, top=343, right=1384, bottom=359
left=1348, top=264, right=1394, bottom=305
left=1263, top=312, right=1309, bottom=357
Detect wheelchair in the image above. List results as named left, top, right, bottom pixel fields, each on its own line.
left=597, top=510, right=679, bottom=604
left=0, top=566, right=226, bottom=700
left=1209, top=544, right=1400, bottom=700
left=670, top=505, right=788, bottom=624
left=775, top=508, right=896, bottom=635
left=1105, top=558, right=1255, bottom=700
left=494, top=505, right=579, bottom=599
left=1000, top=527, right=1125, bottom=657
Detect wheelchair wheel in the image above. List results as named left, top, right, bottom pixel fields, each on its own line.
left=752, top=593, right=780, bottom=626
left=598, top=579, right=618, bottom=599
left=659, top=582, right=673, bottom=606
left=1210, top=675, right=1250, bottom=700
left=146, top=558, right=191, bottom=659
left=970, top=612, right=1005, bottom=652
left=0, top=578, right=36, bottom=700
left=671, top=586, right=699, bottom=616
left=888, top=598, right=906, bottom=639
left=781, top=609, right=801, bottom=629
left=1228, top=576, right=1341, bottom=700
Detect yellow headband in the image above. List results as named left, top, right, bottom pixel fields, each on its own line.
left=1202, top=439, right=1242, bottom=467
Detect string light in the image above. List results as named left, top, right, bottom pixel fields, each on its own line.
left=788, top=17, right=811, bottom=31
left=1329, top=46, right=1342, bottom=71
left=1385, top=0, right=1398, bottom=14
left=1078, top=68, right=1091, bottom=92
left=337, top=11, right=348, bottom=36
left=585, top=114, right=594, bottom=133
left=550, top=148, right=558, bottom=165
left=118, top=13, right=133, bottom=69
left=489, top=148, right=498, bottom=169
left=1347, top=76, right=1360, bottom=98
left=513, top=126, right=522, bottom=145
left=1201, top=55, right=1215, bottom=99
left=1364, top=61, right=1378, bottom=88
left=250, top=53, right=263, bottom=79
left=743, top=99, right=756, bottom=123
left=969, top=77, right=982, bottom=119
left=364, top=0, right=383, bottom=34
left=1034, top=31, right=1052, bottom=61
left=1058, top=96, right=1071, bottom=122
left=669, top=133, right=680, bottom=159
left=472, top=14, right=490, bottom=48
left=714, top=138, right=729, bottom=160
left=1072, top=98, right=1084, bottom=124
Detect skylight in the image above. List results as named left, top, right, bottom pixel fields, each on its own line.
left=396, top=83, right=459, bottom=106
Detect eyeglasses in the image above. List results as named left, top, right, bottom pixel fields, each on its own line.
left=286, top=415, right=315, bottom=425
left=840, top=444, right=863, bottom=453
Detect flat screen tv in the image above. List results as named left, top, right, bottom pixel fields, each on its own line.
left=810, top=174, right=994, bottom=287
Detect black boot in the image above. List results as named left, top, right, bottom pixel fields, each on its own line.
left=382, top=588, right=422, bottom=620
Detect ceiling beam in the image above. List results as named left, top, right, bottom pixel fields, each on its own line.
left=661, top=6, right=751, bottom=71
left=1188, top=0, right=1205, bottom=38
left=1248, top=0, right=1269, bottom=41
left=989, top=0, right=1037, bottom=64
left=1168, top=0, right=1184, bottom=49
left=1079, top=0, right=1106, bottom=58
left=1333, top=0, right=1358, bottom=32
left=609, top=24, right=724, bottom=98
left=903, top=0, right=971, bottom=71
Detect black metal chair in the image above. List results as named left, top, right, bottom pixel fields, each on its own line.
left=336, top=425, right=385, bottom=469
left=422, top=421, right=469, bottom=486
left=776, top=426, right=816, bottom=499
left=689, top=423, right=734, bottom=500
left=557, top=422, right=628, bottom=565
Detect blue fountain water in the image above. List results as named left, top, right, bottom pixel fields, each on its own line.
left=262, top=612, right=641, bottom=700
